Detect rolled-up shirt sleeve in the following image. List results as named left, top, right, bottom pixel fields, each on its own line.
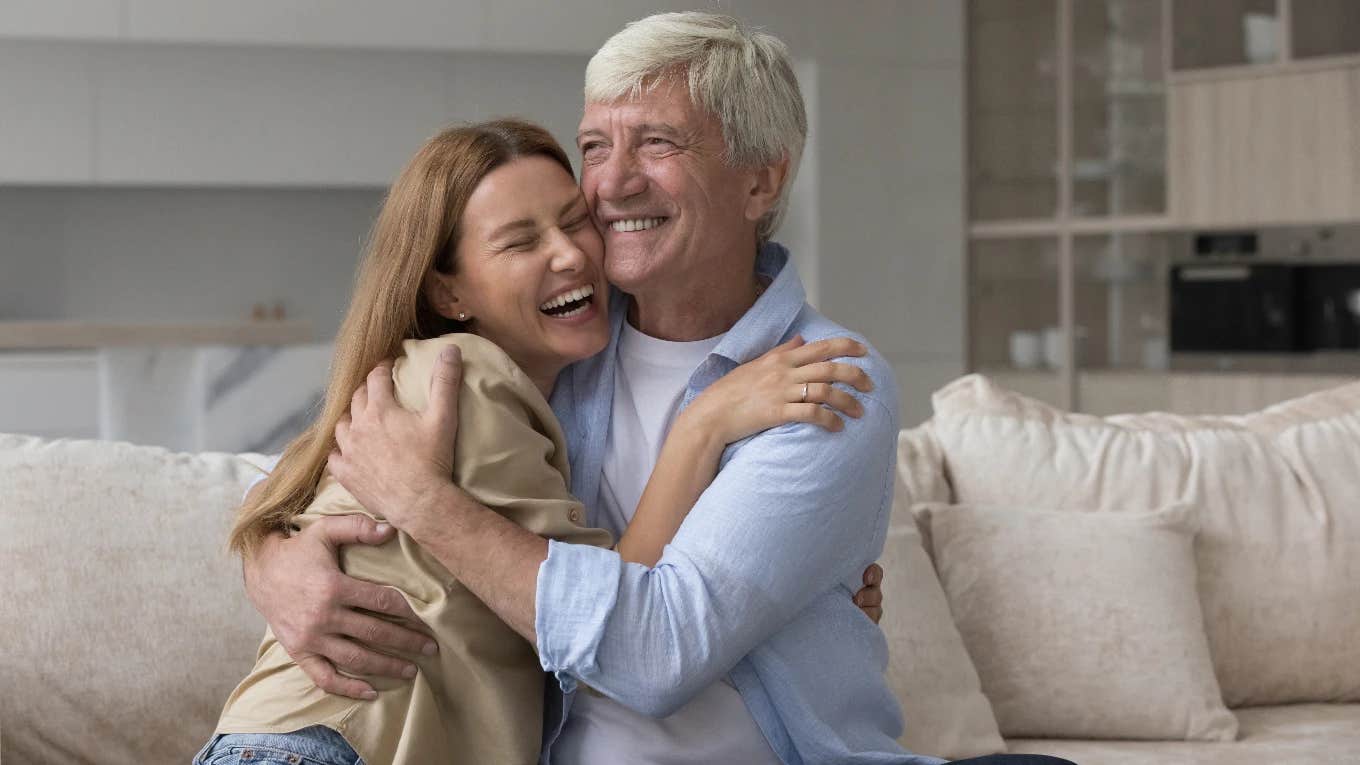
left=535, top=393, right=897, bottom=717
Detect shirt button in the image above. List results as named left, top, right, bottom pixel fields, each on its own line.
left=568, top=508, right=581, bottom=523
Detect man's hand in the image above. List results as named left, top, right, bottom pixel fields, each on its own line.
left=329, top=346, right=463, bottom=538
left=242, top=515, right=438, bottom=700
left=854, top=563, right=884, bottom=624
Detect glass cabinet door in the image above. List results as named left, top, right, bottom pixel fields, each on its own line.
left=1073, top=233, right=1174, bottom=370
left=969, top=238, right=1064, bottom=406
left=1072, top=0, right=1167, bottom=218
left=1171, top=0, right=1279, bottom=70
left=1291, top=0, right=1360, bottom=59
left=969, top=0, right=1058, bottom=221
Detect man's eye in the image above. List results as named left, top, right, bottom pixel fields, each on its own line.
left=505, top=239, right=535, bottom=251
left=581, top=142, right=607, bottom=161
left=564, top=215, right=590, bottom=231
left=645, top=137, right=674, bottom=148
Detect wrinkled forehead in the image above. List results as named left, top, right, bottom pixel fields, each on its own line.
left=577, top=82, right=713, bottom=142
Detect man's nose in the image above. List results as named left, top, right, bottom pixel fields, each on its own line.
left=593, top=148, right=647, bottom=201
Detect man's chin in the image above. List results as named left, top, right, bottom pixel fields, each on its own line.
left=603, top=250, right=661, bottom=293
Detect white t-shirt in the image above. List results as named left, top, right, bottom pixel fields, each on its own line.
left=552, top=321, right=780, bottom=764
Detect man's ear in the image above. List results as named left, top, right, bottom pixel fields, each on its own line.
left=743, top=156, right=790, bottom=224
left=423, top=271, right=469, bottom=322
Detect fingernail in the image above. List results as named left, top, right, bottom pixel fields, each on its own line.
left=362, top=689, right=377, bottom=701
left=402, top=664, right=417, bottom=679
left=422, top=641, right=438, bottom=656
left=375, top=522, right=393, bottom=535
left=440, top=346, right=461, bottom=362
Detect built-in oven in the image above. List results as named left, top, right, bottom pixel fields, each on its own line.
left=1170, top=264, right=1299, bottom=352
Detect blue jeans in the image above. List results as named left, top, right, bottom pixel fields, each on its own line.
left=193, top=725, right=365, bottom=765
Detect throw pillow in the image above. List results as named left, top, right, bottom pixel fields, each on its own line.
left=916, top=501, right=1238, bottom=741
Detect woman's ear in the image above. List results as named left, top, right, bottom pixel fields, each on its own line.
left=423, top=271, right=471, bottom=322
left=743, top=156, right=790, bottom=224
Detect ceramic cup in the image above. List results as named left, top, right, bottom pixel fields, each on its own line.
left=1009, top=331, right=1042, bottom=369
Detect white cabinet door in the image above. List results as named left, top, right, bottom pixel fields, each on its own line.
left=123, top=0, right=483, bottom=51
left=93, top=45, right=454, bottom=186
left=0, top=42, right=96, bottom=183
left=0, top=0, right=120, bottom=39
left=0, top=353, right=100, bottom=439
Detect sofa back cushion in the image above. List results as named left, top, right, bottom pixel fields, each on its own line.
left=928, top=375, right=1360, bottom=706
left=0, top=434, right=268, bottom=764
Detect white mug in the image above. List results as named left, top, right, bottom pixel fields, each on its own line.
left=1009, top=331, right=1042, bottom=369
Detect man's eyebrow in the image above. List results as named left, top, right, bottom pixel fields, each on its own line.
left=576, top=123, right=685, bottom=144
left=633, top=123, right=683, bottom=138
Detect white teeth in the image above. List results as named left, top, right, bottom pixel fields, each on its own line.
left=538, top=283, right=595, bottom=312
left=610, top=217, right=665, bottom=233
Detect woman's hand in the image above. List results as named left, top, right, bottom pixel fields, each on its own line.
left=329, top=347, right=463, bottom=540
left=679, top=335, right=875, bottom=446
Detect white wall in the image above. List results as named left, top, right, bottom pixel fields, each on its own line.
left=806, top=1, right=967, bottom=427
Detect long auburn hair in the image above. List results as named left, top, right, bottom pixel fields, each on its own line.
left=227, top=119, right=575, bottom=556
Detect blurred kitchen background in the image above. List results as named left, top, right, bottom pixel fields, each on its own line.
left=1, top=0, right=1358, bottom=454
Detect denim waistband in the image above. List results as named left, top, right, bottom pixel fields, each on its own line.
left=195, top=725, right=363, bottom=765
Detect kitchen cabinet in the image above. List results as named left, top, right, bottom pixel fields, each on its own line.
left=1167, top=62, right=1360, bottom=226
left=0, top=39, right=586, bottom=187
left=0, top=0, right=120, bottom=40
left=1171, top=0, right=1279, bottom=71
left=0, top=353, right=100, bottom=440
left=1291, top=0, right=1360, bottom=60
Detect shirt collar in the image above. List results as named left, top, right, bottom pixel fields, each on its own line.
left=708, top=241, right=806, bottom=366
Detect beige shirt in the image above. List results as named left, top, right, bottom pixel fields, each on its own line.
left=215, top=333, right=613, bottom=765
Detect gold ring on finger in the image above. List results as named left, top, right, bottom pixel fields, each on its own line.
left=801, top=382, right=809, bottom=403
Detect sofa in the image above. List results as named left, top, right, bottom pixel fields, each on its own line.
left=2, top=373, right=1358, bottom=764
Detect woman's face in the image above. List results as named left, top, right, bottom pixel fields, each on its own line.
left=431, top=154, right=610, bottom=383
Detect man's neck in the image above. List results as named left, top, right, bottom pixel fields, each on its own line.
left=626, top=259, right=763, bottom=342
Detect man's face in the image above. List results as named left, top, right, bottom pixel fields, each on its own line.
left=576, top=82, right=756, bottom=295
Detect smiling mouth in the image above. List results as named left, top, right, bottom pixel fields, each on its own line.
left=539, top=284, right=596, bottom=318
left=610, top=217, right=667, bottom=233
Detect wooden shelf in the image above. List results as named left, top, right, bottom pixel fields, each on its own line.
left=0, top=320, right=313, bottom=349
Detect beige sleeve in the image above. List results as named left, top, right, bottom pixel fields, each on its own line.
left=392, top=335, right=612, bottom=548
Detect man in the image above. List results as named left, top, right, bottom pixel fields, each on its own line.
left=246, top=12, right=1067, bottom=765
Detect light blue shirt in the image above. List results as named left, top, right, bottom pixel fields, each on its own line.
left=540, top=243, right=942, bottom=764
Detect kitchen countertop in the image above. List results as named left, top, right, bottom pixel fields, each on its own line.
left=0, top=320, right=314, bottom=349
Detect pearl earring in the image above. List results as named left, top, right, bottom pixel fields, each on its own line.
left=457, top=312, right=467, bottom=321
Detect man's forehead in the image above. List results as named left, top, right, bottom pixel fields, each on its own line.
left=577, top=91, right=706, bottom=138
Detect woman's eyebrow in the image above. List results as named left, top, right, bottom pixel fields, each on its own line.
left=487, top=219, right=536, bottom=241
left=559, top=197, right=586, bottom=217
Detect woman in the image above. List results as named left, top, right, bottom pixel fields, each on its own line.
left=195, top=120, right=870, bottom=765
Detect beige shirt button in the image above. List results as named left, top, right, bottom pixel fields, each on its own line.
left=568, top=508, right=581, bottom=523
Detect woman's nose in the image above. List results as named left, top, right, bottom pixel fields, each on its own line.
left=547, top=229, right=587, bottom=272
left=592, top=148, right=647, bottom=201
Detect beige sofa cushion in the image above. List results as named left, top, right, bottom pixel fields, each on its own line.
left=0, top=433, right=267, bottom=765
left=929, top=375, right=1360, bottom=707
left=883, top=425, right=1006, bottom=760
left=1009, top=703, right=1360, bottom=765
left=917, top=502, right=1237, bottom=741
